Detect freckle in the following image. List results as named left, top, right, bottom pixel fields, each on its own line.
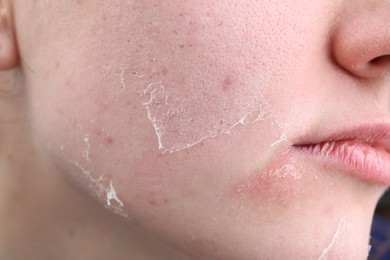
left=162, top=68, right=169, bottom=75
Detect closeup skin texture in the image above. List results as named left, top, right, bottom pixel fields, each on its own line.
left=0, top=0, right=390, bottom=259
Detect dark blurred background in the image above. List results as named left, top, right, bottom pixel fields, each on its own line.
left=369, top=189, right=390, bottom=259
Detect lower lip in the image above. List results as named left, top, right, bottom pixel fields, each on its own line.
left=294, top=141, right=390, bottom=185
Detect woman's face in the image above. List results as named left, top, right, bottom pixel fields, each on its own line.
left=15, top=1, right=390, bottom=258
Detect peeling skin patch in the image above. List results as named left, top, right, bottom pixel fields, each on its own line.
left=318, top=217, right=353, bottom=260
left=267, top=163, right=301, bottom=180
left=72, top=160, right=104, bottom=188
left=119, top=64, right=127, bottom=88
left=271, top=132, right=287, bottom=147
left=71, top=159, right=127, bottom=217
left=143, top=81, right=271, bottom=153
left=106, top=181, right=124, bottom=207
left=68, top=135, right=127, bottom=217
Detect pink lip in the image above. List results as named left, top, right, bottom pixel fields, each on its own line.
left=293, top=124, right=390, bottom=185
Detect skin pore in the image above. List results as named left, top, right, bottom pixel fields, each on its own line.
left=1, top=0, right=390, bottom=259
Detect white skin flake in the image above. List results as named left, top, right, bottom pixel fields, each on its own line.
left=143, top=82, right=271, bottom=153
left=68, top=135, right=126, bottom=216
left=82, top=134, right=92, bottom=162
left=270, top=132, right=287, bottom=147
left=72, top=160, right=127, bottom=217
left=119, top=64, right=127, bottom=88
left=106, top=181, right=124, bottom=208
left=268, top=163, right=301, bottom=180
left=318, top=217, right=354, bottom=260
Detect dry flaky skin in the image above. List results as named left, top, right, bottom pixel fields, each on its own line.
left=143, top=81, right=271, bottom=153
left=13, top=0, right=389, bottom=259
left=318, top=217, right=354, bottom=260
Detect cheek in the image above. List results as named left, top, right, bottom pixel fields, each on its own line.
left=27, top=0, right=320, bottom=215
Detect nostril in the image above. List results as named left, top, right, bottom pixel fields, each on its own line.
left=370, top=55, right=390, bottom=65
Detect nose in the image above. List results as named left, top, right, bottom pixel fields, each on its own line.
left=331, top=1, right=390, bottom=80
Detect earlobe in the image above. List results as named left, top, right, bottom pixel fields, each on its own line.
left=0, top=0, right=19, bottom=70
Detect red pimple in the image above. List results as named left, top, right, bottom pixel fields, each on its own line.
left=105, top=136, right=114, bottom=145
left=221, top=76, right=233, bottom=92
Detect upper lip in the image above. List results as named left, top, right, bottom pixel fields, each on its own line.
left=293, top=122, right=390, bottom=153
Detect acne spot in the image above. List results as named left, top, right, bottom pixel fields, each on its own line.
left=221, top=76, right=234, bottom=92
left=105, top=136, right=114, bottom=145
left=162, top=67, right=169, bottom=76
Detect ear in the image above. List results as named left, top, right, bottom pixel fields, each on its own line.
left=0, top=0, right=19, bottom=70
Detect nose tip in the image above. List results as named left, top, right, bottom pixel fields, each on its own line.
left=331, top=2, right=390, bottom=80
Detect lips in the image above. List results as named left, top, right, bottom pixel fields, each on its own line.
left=293, top=124, right=390, bottom=185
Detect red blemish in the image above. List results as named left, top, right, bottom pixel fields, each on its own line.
left=105, top=136, right=114, bottom=145
left=229, top=156, right=301, bottom=206
left=179, top=44, right=185, bottom=49
left=148, top=191, right=170, bottom=206
left=162, top=67, right=169, bottom=76
left=65, top=78, right=72, bottom=86
left=57, top=109, right=64, bottom=115
left=222, top=76, right=233, bottom=92
left=94, top=128, right=102, bottom=137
